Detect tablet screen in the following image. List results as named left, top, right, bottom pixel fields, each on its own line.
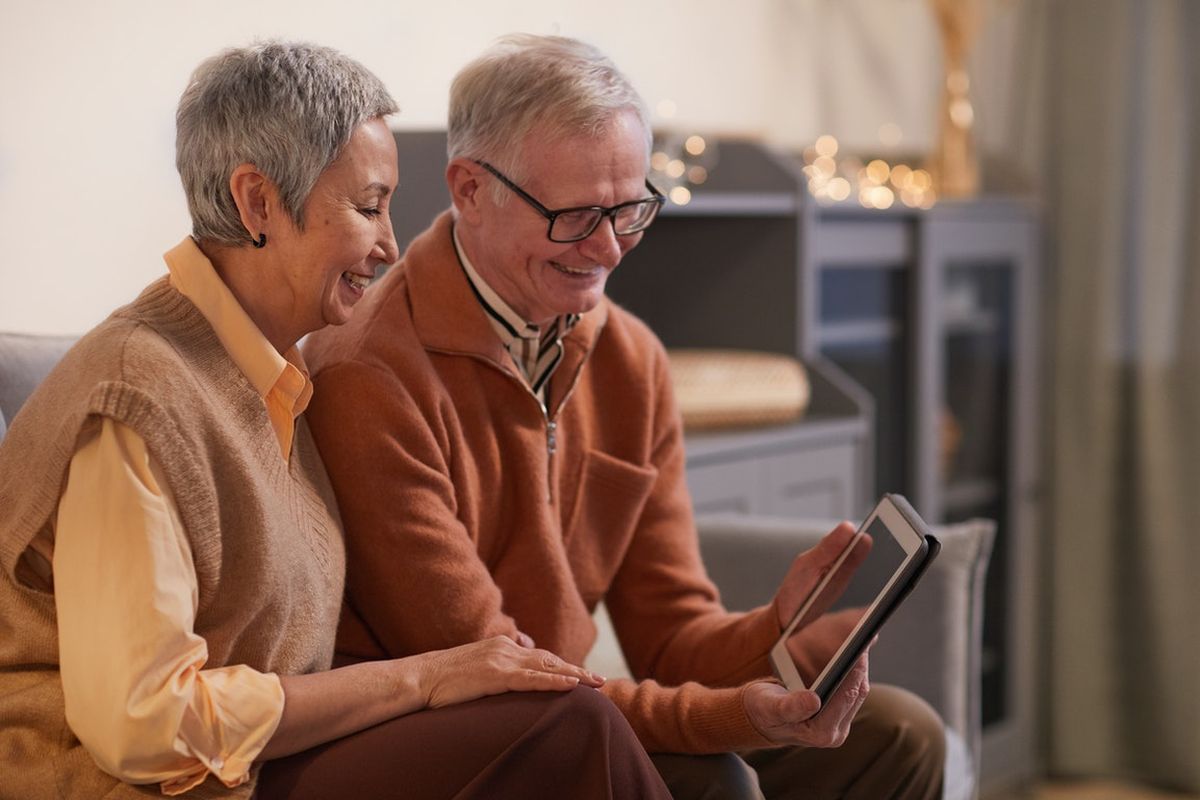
left=771, top=497, right=933, bottom=699
left=785, top=517, right=908, bottom=684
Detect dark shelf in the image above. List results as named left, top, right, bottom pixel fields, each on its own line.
left=660, top=191, right=797, bottom=217
left=819, top=320, right=903, bottom=347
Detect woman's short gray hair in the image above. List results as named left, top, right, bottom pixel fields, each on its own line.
left=177, top=40, right=398, bottom=246
left=447, top=34, right=650, bottom=200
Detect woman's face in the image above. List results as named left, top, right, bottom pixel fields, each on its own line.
left=272, top=117, right=400, bottom=335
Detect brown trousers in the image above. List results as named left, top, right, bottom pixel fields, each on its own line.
left=256, top=687, right=671, bottom=799
left=651, top=686, right=946, bottom=800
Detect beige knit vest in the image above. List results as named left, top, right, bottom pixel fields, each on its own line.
left=0, top=278, right=345, bottom=799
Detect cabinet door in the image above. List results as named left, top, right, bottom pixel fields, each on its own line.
left=759, top=446, right=857, bottom=519
left=687, top=441, right=860, bottom=519
left=686, top=460, right=759, bottom=515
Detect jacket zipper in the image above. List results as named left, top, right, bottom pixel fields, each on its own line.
left=431, top=336, right=597, bottom=504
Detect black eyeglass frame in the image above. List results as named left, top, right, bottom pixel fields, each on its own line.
left=475, top=160, right=665, bottom=243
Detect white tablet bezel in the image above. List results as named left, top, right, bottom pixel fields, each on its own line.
left=768, top=495, right=928, bottom=695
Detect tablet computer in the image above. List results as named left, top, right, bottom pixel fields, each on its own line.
left=768, top=493, right=940, bottom=703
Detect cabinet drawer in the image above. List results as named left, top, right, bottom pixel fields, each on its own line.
left=686, top=441, right=858, bottom=519
left=759, top=445, right=856, bottom=519
left=686, top=459, right=758, bottom=515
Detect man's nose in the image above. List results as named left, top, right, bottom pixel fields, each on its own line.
left=576, top=218, right=623, bottom=268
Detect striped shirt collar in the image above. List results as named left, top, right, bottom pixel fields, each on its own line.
left=452, top=225, right=579, bottom=400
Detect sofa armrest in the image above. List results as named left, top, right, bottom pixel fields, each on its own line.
left=694, top=512, right=994, bottom=791
left=0, top=332, right=77, bottom=440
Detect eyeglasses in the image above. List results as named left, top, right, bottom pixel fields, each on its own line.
left=475, top=160, right=665, bottom=243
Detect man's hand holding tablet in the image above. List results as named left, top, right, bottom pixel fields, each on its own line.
left=742, top=495, right=940, bottom=746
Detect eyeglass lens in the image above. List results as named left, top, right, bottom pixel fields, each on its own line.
left=550, top=200, right=661, bottom=242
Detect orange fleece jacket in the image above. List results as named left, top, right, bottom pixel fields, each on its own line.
left=304, top=211, right=781, bottom=753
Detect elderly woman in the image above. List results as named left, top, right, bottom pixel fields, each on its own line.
left=0, top=41, right=669, bottom=799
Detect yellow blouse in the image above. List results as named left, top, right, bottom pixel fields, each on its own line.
left=51, top=239, right=310, bottom=794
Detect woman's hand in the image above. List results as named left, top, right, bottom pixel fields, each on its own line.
left=262, top=636, right=602, bottom=760
left=413, top=635, right=605, bottom=709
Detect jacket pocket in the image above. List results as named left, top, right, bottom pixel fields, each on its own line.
left=564, top=449, right=658, bottom=606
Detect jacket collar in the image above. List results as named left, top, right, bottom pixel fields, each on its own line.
left=404, top=211, right=609, bottom=404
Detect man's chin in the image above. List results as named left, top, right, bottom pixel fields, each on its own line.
left=561, top=291, right=605, bottom=317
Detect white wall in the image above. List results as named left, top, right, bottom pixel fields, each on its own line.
left=0, top=0, right=1025, bottom=334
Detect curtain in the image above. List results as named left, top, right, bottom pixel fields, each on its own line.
left=1043, top=0, right=1200, bottom=789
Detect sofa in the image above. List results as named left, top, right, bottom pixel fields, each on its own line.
left=0, top=330, right=993, bottom=799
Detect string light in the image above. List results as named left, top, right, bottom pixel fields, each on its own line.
left=815, top=134, right=839, bottom=158
left=649, top=120, right=719, bottom=206
left=801, top=133, right=938, bottom=209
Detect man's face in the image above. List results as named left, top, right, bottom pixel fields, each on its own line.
left=466, top=110, right=651, bottom=326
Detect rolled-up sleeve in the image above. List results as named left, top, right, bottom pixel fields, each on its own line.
left=54, top=418, right=284, bottom=795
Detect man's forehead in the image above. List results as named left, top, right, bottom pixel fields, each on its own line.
left=515, top=120, right=649, bottom=176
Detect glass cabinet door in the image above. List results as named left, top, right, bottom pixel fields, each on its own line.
left=817, top=265, right=911, bottom=499
left=941, top=261, right=1014, bottom=727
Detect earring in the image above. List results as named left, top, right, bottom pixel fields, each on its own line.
left=251, top=233, right=267, bottom=249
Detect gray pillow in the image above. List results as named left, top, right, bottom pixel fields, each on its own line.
left=0, top=332, right=77, bottom=433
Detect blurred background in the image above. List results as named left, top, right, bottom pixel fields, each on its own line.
left=3, top=1, right=1197, bottom=797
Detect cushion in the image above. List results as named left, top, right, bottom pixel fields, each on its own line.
left=0, top=332, right=76, bottom=430
left=667, top=349, right=810, bottom=430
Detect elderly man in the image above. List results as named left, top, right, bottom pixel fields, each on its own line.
left=305, top=34, right=945, bottom=799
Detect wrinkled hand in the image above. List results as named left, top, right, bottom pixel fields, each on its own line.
left=415, top=635, right=604, bottom=709
left=774, top=521, right=871, bottom=631
left=743, top=652, right=870, bottom=748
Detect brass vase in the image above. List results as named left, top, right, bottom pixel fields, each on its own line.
left=927, top=0, right=983, bottom=198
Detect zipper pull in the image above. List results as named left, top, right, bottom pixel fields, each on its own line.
left=545, top=420, right=558, bottom=504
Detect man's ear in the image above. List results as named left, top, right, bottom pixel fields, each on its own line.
left=228, top=163, right=275, bottom=244
left=446, top=158, right=485, bottom=224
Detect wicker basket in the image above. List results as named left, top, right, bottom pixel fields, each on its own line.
left=666, top=349, right=810, bottom=431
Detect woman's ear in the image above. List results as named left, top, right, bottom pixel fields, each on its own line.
left=446, top=158, right=485, bottom=225
left=228, top=164, right=274, bottom=245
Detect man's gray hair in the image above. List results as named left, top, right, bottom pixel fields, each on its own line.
left=177, top=40, right=398, bottom=246
left=447, top=34, right=650, bottom=200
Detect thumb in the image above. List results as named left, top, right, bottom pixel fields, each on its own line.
left=781, top=689, right=822, bottom=723
left=515, top=632, right=535, bottom=649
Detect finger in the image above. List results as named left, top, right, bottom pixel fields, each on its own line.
left=819, top=655, right=871, bottom=724
left=510, top=669, right=582, bottom=693
left=777, top=522, right=860, bottom=628
left=515, top=631, right=536, bottom=649
left=744, top=681, right=820, bottom=743
left=803, top=529, right=871, bottom=621
left=808, top=521, right=859, bottom=566
left=526, top=649, right=605, bottom=687
left=777, top=688, right=821, bottom=723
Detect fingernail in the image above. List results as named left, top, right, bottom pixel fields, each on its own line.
left=590, top=672, right=605, bottom=682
